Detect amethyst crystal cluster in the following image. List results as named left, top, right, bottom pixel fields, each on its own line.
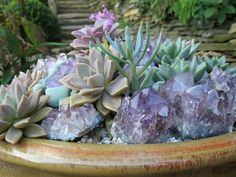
left=41, top=104, right=103, bottom=141
left=111, top=68, right=236, bottom=143
left=111, top=88, right=174, bottom=144
left=163, top=68, right=236, bottom=139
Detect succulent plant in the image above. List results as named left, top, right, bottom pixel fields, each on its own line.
left=33, top=53, right=76, bottom=108
left=70, top=21, right=122, bottom=54
left=90, top=7, right=116, bottom=31
left=155, top=38, right=200, bottom=65
left=0, top=71, right=52, bottom=144
left=97, top=24, right=162, bottom=93
left=60, top=48, right=128, bottom=115
left=153, top=54, right=236, bottom=87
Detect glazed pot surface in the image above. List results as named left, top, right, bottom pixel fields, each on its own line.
left=0, top=132, right=236, bottom=177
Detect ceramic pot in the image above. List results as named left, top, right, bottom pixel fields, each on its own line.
left=0, top=132, right=236, bottom=177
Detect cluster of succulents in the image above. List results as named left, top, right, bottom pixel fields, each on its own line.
left=0, top=71, right=52, bottom=144
left=1, top=8, right=236, bottom=145
left=70, top=8, right=122, bottom=55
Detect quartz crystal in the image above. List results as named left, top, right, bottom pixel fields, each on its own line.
left=41, top=104, right=103, bottom=141
left=165, top=68, right=236, bottom=139
left=34, top=53, right=76, bottom=88
left=111, top=88, right=174, bottom=144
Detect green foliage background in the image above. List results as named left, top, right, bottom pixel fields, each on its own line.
left=6, top=0, right=60, bottom=41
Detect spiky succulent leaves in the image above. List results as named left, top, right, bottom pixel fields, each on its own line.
left=98, top=23, right=162, bottom=93
left=0, top=73, right=52, bottom=144
left=155, top=38, right=200, bottom=65
left=153, top=58, right=207, bottom=83
left=60, top=48, right=128, bottom=114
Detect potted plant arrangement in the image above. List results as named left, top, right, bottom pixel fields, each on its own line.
left=0, top=8, right=236, bottom=177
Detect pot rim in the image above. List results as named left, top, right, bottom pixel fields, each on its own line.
left=0, top=132, right=236, bottom=176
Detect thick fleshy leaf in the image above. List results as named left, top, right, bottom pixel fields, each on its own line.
left=28, top=90, right=41, bottom=112
left=13, top=117, right=31, bottom=129
left=89, top=48, right=104, bottom=69
left=60, top=97, right=70, bottom=105
left=94, top=58, right=104, bottom=74
left=14, top=81, right=26, bottom=104
left=104, top=57, right=116, bottom=81
left=106, top=77, right=128, bottom=96
left=194, top=62, right=207, bottom=82
left=5, top=127, right=23, bottom=144
left=4, top=94, right=16, bottom=107
left=102, top=92, right=122, bottom=112
left=0, top=104, right=16, bottom=122
left=0, top=120, right=10, bottom=133
left=79, top=87, right=104, bottom=97
left=30, top=107, right=53, bottom=123
left=60, top=73, right=87, bottom=90
left=16, top=95, right=29, bottom=118
left=87, top=74, right=104, bottom=87
left=96, top=98, right=110, bottom=116
left=23, top=123, right=46, bottom=138
left=0, top=132, right=6, bottom=141
left=36, top=95, right=49, bottom=111
left=76, top=63, right=90, bottom=79
left=70, top=93, right=102, bottom=107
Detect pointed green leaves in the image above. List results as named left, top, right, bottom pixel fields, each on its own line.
left=5, top=127, right=23, bottom=144
left=30, top=107, right=52, bottom=123
left=23, top=124, right=46, bottom=138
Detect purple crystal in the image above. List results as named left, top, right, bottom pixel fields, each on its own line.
left=166, top=70, right=236, bottom=139
left=111, top=88, right=174, bottom=144
left=161, top=72, right=194, bottom=103
left=41, top=104, right=103, bottom=141
left=34, top=53, right=76, bottom=88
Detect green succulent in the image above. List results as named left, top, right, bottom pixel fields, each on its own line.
left=155, top=38, right=200, bottom=65
left=60, top=48, right=128, bottom=115
left=0, top=71, right=52, bottom=144
left=153, top=58, right=206, bottom=83
left=97, top=24, right=162, bottom=93
left=153, top=55, right=236, bottom=86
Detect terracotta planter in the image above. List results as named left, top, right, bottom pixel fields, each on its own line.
left=0, top=132, right=236, bottom=177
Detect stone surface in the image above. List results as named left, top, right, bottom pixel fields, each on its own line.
left=212, top=34, right=232, bottom=42
left=41, top=104, right=103, bottom=141
left=111, top=88, right=174, bottom=144
left=229, top=23, right=236, bottom=34
left=229, top=39, right=236, bottom=45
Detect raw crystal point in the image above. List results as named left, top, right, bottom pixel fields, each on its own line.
left=162, top=72, right=194, bottom=103
left=168, top=70, right=236, bottom=139
left=41, top=104, right=103, bottom=141
left=111, top=88, right=174, bottom=144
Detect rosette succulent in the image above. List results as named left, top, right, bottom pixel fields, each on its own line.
left=90, top=7, right=116, bottom=30
left=33, top=54, right=76, bottom=107
left=60, top=48, right=128, bottom=115
left=155, top=38, right=200, bottom=64
left=0, top=71, right=52, bottom=144
left=70, top=8, right=122, bottom=54
left=153, top=53, right=236, bottom=88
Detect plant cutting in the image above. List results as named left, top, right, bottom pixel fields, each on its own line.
left=0, top=7, right=236, bottom=177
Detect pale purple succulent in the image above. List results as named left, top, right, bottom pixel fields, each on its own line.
left=70, top=9, right=122, bottom=51
left=90, top=7, right=116, bottom=30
